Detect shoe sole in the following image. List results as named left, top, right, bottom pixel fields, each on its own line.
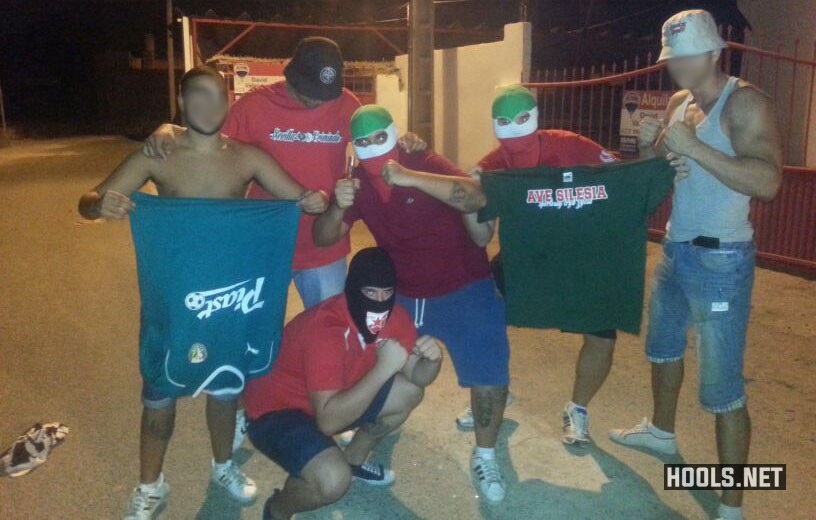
left=608, top=434, right=677, bottom=456
left=561, top=435, right=591, bottom=447
left=352, top=476, right=395, bottom=487
left=456, top=420, right=475, bottom=431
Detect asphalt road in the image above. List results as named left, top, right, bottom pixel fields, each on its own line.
left=1, top=137, right=814, bottom=520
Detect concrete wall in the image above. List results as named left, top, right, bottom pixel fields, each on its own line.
left=376, top=22, right=531, bottom=170
left=738, top=0, right=816, bottom=167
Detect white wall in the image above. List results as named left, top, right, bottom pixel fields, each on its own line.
left=738, top=0, right=816, bottom=167
left=377, top=22, right=531, bottom=169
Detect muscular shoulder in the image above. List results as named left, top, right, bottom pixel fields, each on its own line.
left=723, top=82, right=774, bottom=122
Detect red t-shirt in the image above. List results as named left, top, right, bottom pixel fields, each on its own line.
left=222, top=81, right=361, bottom=270
left=244, top=294, right=417, bottom=420
left=478, top=129, right=617, bottom=171
left=343, top=149, right=491, bottom=298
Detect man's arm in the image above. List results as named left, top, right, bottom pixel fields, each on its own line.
left=639, top=90, right=688, bottom=159
left=78, top=151, right=153, bottom=220
left=310, top=340, right=407, bottom=435
left=401, top=335, right=443, bottom=387
left=458, top=166, right=496, bottom=247
left=312, top=178, right=356, bottom=246
left=663, top=87, right=782, bottom=201
left=244, top=144, right=328, bottom=214
left=381, top=160, right=487, bottom=213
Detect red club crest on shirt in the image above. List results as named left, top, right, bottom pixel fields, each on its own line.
left=366, top=310, right=390, bottom=334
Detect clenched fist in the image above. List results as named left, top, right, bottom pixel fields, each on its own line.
left=381, top=160, right=412, bottom=187
left=412, top=335, right=443, bottom=362
left=333, top=178, right=359, bottom=210
left=376, top=338, right=409, bottom=375
left=638, top=116, right=664, bottom=150
left=297, top=190, right=329, bottom=215
left=663, top=120, right=701, bottom=157
left=97, top=190, right=135, bottom=219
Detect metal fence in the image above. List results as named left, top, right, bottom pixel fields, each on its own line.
left=523, top=29, right=816, bottom=276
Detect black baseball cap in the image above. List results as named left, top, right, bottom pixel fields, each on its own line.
left=284, top=37, right=344, bottom=101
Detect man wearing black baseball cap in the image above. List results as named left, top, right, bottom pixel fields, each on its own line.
left=144, top=35, right=426, bottom=454
left=283, top=36, right=345, bottom=106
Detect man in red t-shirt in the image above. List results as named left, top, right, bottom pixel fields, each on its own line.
left=245, top=248, right=442, bottom=520
left=143, top=37, right=426, bottom=310
left=313, top=105, right=511, bottom=504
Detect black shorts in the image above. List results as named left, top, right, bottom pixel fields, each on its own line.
left=247, top=376, right=395, bottom=477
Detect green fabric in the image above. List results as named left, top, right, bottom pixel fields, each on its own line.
left=478, top=157, right=674, bottom=334
left=492, top=84, right=537, bottom=119
left=350, top=105, right=394, bottom=140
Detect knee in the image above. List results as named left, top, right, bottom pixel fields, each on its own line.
left=313, top=463, right=352, bottom=504
left=143, top=406, right=176, bottom=441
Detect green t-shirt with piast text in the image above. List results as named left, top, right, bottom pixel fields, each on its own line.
left=479, top=157, right=674, bottom=334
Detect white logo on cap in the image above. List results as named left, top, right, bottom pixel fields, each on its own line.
left=320, top=66, right=337, bottom=85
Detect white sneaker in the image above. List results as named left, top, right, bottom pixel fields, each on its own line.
left=336, top=429, right=356, bottom=448
left=608, top=418, right=678, bottom=455
left=123, top=474, right=169, bottom=520
left=232, top=409, right=248, bottom=453
left=211, top=460, right=257, bottom=503
left=470, top=453, right=506, bottom=504
left=456, top=392, right=515, bottom=430
left=562, top=402, right=590, bottom=446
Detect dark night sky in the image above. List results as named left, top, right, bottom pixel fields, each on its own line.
left=1, top=0, right=746, bottom=131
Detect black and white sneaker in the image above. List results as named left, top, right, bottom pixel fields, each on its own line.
left=351, top=462, right=395, bottom=486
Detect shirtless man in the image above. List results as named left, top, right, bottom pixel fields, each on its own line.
left=78, top=65, right=327, bottom=520
left=608, top=10, right=782, bottom=520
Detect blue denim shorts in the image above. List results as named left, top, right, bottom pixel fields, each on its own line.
left=396, top=278, right=510, bottom=387
left=292, top=258, right=347, bottom=310
left=645, top=240, right=755, bottom=413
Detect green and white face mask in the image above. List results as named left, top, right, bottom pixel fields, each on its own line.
left=492, top=85, right=538, bottom=140
left=350, top=105, right=399, bottom=160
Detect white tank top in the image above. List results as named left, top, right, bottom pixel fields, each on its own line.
left=666, top=76, right=754, bottom=243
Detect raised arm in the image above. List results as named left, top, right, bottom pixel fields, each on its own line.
left=663, top=87, right=782, bottom=201
left=310, top=340, right=407, bottom=435
left=381, top=160, right=487, bottom=213
left=245, top=144, right=328, bottom=215
left=312, top=178, right=357, bottom=247
left=78, top=151, right=153, bottom=220
left=458, top=166, right=497, bottom=247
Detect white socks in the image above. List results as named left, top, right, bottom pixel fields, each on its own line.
left=567, top=401, right=588, bottom=414
left=140, top=473, right=164, bottom=491
left=718, top=503, right=743, bottom=520
left=212, top=459, right=232, bottom=473
left=474, top=447, right=495, bottom=460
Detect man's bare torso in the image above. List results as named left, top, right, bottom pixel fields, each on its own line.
left=148, top=137, right=256, bottom=199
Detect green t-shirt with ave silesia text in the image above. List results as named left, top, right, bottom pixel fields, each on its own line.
left=478, top=157, right=674, bottom=335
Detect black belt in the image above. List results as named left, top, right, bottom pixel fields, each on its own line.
left=687, top=236, right=720, bottom=249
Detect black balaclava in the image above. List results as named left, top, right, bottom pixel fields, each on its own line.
left=344, top=247, right=397, bottom=344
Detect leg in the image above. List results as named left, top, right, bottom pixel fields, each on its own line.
left=206, top=395, right=237, bottom=463
left=472, top=385, right=509, bottom=448
left=140, top=403, right=176, bottom=484
left=267, top=447, right=352, bottom=520
left=344, top=373, right=424, bottom=466
left=571, top=333, right=616, bottom=407
left=651, top=359, right=684, bottom=433
left=717, top=407, right=751, bottom=507
left=292, top=258, right=347, bottom=310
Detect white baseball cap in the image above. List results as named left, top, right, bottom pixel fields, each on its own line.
left=658, top=9, right=726, bottom=62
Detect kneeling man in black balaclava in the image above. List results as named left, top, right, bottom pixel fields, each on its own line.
left=244, top=247, right=444, bottom=520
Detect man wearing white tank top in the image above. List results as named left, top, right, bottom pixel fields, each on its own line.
left=609, top=10, right=782, bottom=520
